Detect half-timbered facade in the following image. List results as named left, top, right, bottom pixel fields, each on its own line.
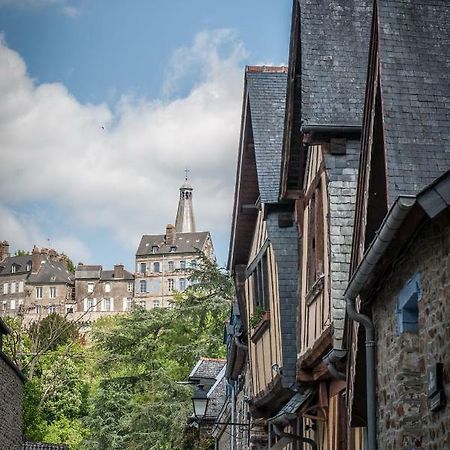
left=278, top=1, right=371, bottom=448
left=228, top=65, right=301, bottom=448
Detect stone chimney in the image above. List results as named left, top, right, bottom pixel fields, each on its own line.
left=32, top=246, right=41, bottom=273
left=48, top=249, right=58, bottom=260
left=165, top=224, right=176, bottom=245
left=114, top=264, right=124, bottom=279
left=0, top=241, right=10, bottom=262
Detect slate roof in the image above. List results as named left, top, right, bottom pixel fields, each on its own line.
left=23, top=443, right=69, bottom=450
left=100, top=269, right=134, bottom=281
left=28, top=259, right=73, bottom=284
left=0, top=255, right=32, bottom=275
left=377, top=0, right=450, bottom=200
left=136, top=231, right=210, bottom=257
left=246, top=67, right=288, bottom=203
left=299, top=0, right=371, bottom=127
left=75, top=265, right=102, bottom=279
left=189, top=357, right=226, bottom=381
left=206, top=364, right=227, bottom=418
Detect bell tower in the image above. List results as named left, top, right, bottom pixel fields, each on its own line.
left=175, top=170, right=196, bottom=233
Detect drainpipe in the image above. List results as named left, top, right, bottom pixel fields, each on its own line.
left=227, top=380, right=236, bottom=450
left=234, top=332, right=248, bottom=350
left=322, top=349, right=346, bottom=381
left=272, top=423, right=317, bottom=450
left=345, top=196, right=415, bottom=450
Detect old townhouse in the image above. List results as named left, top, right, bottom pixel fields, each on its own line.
left=135, top=180, right=214, bottom=309
left=228, top=65, right=301, bottom=449
left=346, top=1, right=450, bottom=449
left=275, top=0, right=371, bottom=448
left=0, top=242, right=74, bottom=324
left=73, top=263, right=134, bottom=321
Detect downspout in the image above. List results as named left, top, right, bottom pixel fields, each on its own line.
left=227, top=380, right=236, bottom=450
left=345, top=196, right=415, bottom=450
left=272, top=423, right=317, bottom=450
left=322, top=349, right=346, bottom=381
left=234, top=333, right=248, bottom=350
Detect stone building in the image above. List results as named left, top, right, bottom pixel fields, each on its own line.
left=0, top=242, right=74, bottom=324
left=0, top=318, right=25, bottom=450
left=73, top=263, right=134, bottom=321
left=135, top=179, right=214, bottom=309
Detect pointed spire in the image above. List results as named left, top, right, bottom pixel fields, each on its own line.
left=175, top=171, right=196, bottom=233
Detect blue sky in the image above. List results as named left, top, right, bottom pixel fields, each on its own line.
left=0, top=0, right=292, bottom=270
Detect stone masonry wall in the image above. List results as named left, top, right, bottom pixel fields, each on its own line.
left=372, top=211, right=449, bottom=450
left=0, top=354, right=23, bottom=450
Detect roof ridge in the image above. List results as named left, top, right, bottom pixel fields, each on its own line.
left=246, top=65, right=288, bottom=74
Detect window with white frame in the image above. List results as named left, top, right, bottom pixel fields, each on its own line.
left=50, top=286, right=56, bottom=299
left=10, top=282, right=16, bottom=294
left=127, top=282, right=133, bottom=293
left=2, top=301, right=6, bottom=311
left=123, top=297, right=133, bottom=311
left=11, top=265, right=16, bottom=273
left=140, top=280, right=147, bottom=293
left=180, top=260, right=186, bottom=270
left=153, top=262, right=160, bottom=273
left=26, top=263, right=31, bottom=271
left=153, top=300, right=160, bottom=308
left=179, top=278, right=186, bottom=291
left=140, top=262, right=147, bottom=273
left=10, top=300, right=16, bottom=310
left=48, top=305, right=57, bottom=314
left=3, top=283, right=7, bottom=294
left=104, top=283, right=111, bottom=293
left=103, top=298, right=112, bottom=311
left=36, top=286, right=43, bottom=299
left=36, top=305, right=41, bottom=315
left=152, top=246, right=158, bottom=254
left=18, top=281, right=24, bottom=293
left=138, top=300, right=146, bottom=309
left=168, top=261, right=174, bottom=272
left=86, top=298, right=95, bottom=311
left=87, top=282, right=94, bottom=293
left=168, top=279, right=174, bottom=292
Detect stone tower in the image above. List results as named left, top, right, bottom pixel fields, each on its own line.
left=175, top=175, right=196, bottom=233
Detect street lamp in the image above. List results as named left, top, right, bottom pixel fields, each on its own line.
left=192, top=384, right=209, bottom=419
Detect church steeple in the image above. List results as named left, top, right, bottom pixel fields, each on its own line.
left=175, top=171, right=196, bottom=233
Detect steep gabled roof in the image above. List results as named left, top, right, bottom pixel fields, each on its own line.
left=246, top=67, right=288, bottom=203
left=136, top=231, right=210, bottom=257
left=27, top=259, right=73, bottom=284
left=0, top=255, right=32, bottom=276
left=188, top=357, right=226, bottom=381
left=377, top=0, right=450, bottom=200
left=100, top=270, right=134, bottom=281
left=300, top=0, right=371, bottom=127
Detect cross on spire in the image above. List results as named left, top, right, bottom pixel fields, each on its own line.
left=184, top=168, right=190, bottom=181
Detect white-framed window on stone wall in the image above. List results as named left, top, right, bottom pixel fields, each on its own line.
left=10, top=282, right=16, bottom=294
left=3, top=282, right=7, bottom=294
left=103, top=298, right=112, bottom=312
left=180, top=260, right=186, bottom=270
left=140, top=262, right=147, bottom=273
left=123, top=297, right=133, bottom=311
left=104, top=283, right=111, bottom=293
left=50, top=286, right=56, bottom=299
left=127, top=282, right=133, bottom=293
left=36, top=286, right=43, bottom=299
left=87, top=282, right=94, bottom=293
left=153, top=300, right=160, bottom=308
left=11, top=265, right=16, bottom=273
left=138, top=300, right=146, bottom=309
left=168, top=279, right=174, bottom=292
left=48, top=304, right=57, bottom=314
left=10, top=299, right=16, bottom=310
left=36, top=305, right=41, bottom=315
left=2, top=301, right=6, bottom=311
left=153, top=262, right=160, bottom=273
left=140, top=280, right=147, bottom=293
left=26, top=262, right=31, bottom=271
left=179, top=278, right=186, bottom=291
left=86, top=297, right=95, bottom=311
left=18, top=281, right=24, bottom=293
left=168, top=261, right=174, bottom=272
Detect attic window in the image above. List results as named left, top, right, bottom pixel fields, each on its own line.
left=397, top=273, right=422, bottom=334
left=26, top=263, right=31, bottom=271
left=152, top=246, right=158, bottom=254
left=11, top=265, right=16, bottom=273
left=170, top=246, right=177, bottom=253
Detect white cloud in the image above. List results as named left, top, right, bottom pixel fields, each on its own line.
left=0, top=0, right=78, bottom=16
left=0, top=30, right=244, bottom=263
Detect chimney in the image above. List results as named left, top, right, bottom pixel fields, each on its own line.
left=58, top=253, right=69, bottom=269
left=114, top=264, right=124, bottom=279
left=165, top=224, right=176, bottom=245
left=0, top=241, right=10, bottom=262
left=32, top=246, right=41, bottom=273
left=48, top=249, right=58, bottom=260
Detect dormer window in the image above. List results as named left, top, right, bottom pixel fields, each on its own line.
left=11, top=265, right=16, bottom=273
left=152, top=246, right=158, bottom=254
left=26, top=262, right=31, bottom=271
left=170, top=246, right=177, bottom=253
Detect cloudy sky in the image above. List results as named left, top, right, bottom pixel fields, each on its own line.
left=0, top=0, right=291, bottom=270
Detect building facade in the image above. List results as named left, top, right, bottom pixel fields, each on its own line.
left=0, top=242, right=74, bottom=324
left=73, top=263, right=134, bottom=322
left=135, top=180, right=214, bottom=309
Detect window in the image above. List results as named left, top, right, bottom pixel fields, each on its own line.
left=18, top=281, right=24, bottom=293
left=36, top=305, right=41, bottom=315
left=66, top=305, right=74, bottom=314
left=140, top=262, right=147, bottom=273
left=87, top=282, right=94, bottom=293
left=26, top=263, right=31, bottom=271
left=138, top=300, right=146, bottom=309
left=168, top=261, right=174, bottom=272
left=50, top=287, right=56, bottom=299
left=307, top=184, right=324, bottom=291
left=10, top=282, right=16, bottom=294
left=48, top=305, right=57, bottom=314
left=127, top=282, right=133, bottom=293
left=11, top=265, right=16, bottom=273
left=140, top=280, right=147, bottom=293
left=250, top=250, right=270, bottom=311
left=397, top=273, right=422, bottom=334
left=86, top=298, right=95, bottom=311
left=103, top=298, right=111, bottom=311
left=152, top=246, right=158, bottom=254
left=170, top=246, right=177, bottom=253
left=3, top=283, right=7, bottom=294
left=190, top=260, right=197, bottom=269
left=179, top=278, right=186, bottom=291
left=2, top=301, right=6, bottom=311
left=153, top=300, right=160, bottom=308
left=10, top=300, right=16, bottom=310
left=104, top=283, right=111, bottom=293
left=124, top=298, right=133, bottom=311
left=168, top=279, right=174, bottom=292
left=180, top=260, right=186, bottom=270
left=36, top=287, right=43, bottom=299
left=153, top=262, right=160, bottom=273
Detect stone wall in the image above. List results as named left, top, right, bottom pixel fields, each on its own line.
left=372, top=211, right=449, bottom=450
left=0, top=353, right=23, bottom=450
